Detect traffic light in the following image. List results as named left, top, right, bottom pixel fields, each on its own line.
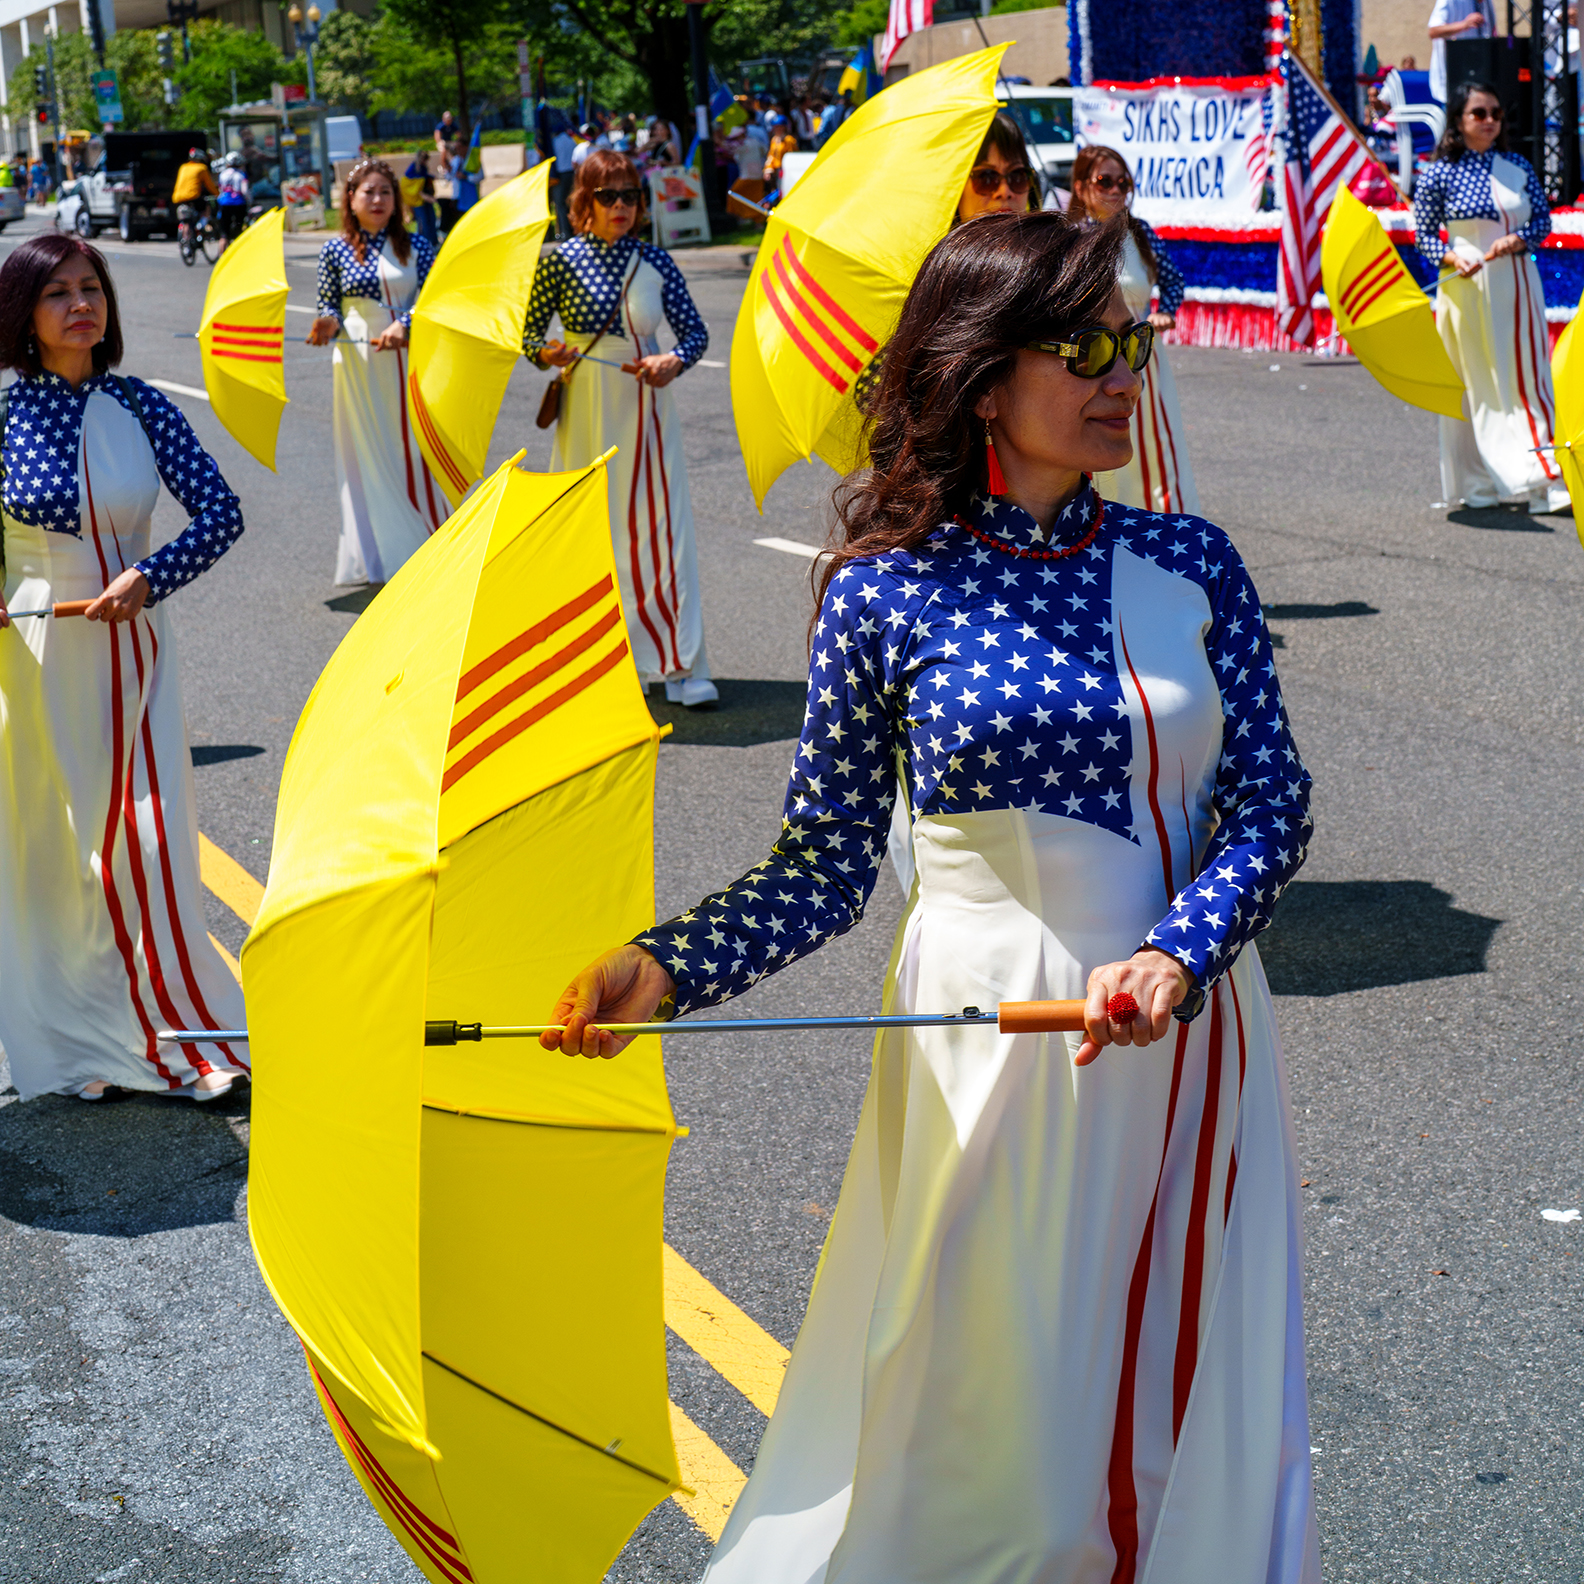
left=32, top=64, right=45, bottom=97
left=35, top=104, right=48, bottom=125
left=156, top=30, right=173, bottom=71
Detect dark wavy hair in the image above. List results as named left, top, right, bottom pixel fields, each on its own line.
left=341, top=157, right=411, bottom=265
left=1435, top=79, right=1509, bottom=162
left=818, top=210, right=1126, bottom=611
left=1069, top=143, right=1159, bottom=281
left=571, top=148, right=649, bottom=232
left=0, top=233, right=122, bottom=376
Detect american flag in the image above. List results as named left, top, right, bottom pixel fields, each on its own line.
left=1245, top=82, right=1276, bottom=194
left=1277, top=52, right=1376, bottom=345
left=880, top=0, right=932, bottom=72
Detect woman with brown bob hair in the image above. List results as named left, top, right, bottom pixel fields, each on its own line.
left=0, top=233, right=248, bottom=1103
left=522, top=147, right=717, bottom=706
left=1068, top=143, right=1199, bottom=515
left=307, top=155, right=447, bottom=587
left=542, top=212, right=1318, bottom=1581
left=954, top=109, right=1043, bottom=224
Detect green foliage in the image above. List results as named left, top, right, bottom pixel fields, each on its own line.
left=831, top=0, right=885, bottom=51
left=481, top=128, right=528, bottom=143
left=313, top=10, right=380, bottom=118
left=380, top=0, right=513, bottom=134
left=9, top=29, right=174, bottom=134
left=171, top=20, right=303, bottom=135
left=989, top=0, right=1051, bottom=13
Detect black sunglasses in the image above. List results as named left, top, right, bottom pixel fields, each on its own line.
left=969, top=164, right=1033, bottom=196
left=1026, top=321, right=1154, bottom=378
left=592, top=185, right=643, bottom=207
left=1465, top=105, right=1503, bottom=122
left=1090, top=172, right=1133, bottom=193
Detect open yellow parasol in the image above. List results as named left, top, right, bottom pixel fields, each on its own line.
left=240, top=451, right=681, bottom=1582
left=731, top=45, right=1006, bottom=507
left=198, top=206, right=288, bottom=470
left=407, top=160, right=554, bottom=507
left=1321, top=185, right=1465, bottom=419
left=1548, top=289, right=1584, bottom=543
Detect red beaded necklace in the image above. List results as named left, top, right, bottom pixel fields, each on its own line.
left=954, top=491, right=1106, bottom=562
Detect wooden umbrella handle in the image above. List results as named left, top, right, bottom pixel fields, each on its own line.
left=997, top=999, right=1088, bottom=1033
left=52, top=600, right=94, bottom=617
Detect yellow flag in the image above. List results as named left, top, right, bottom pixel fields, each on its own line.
left=1549, top=291, right=1584, bottom=540
left=731, top=46, right=1006, bottom=508
left=243, top=451, right=680, bottom=1583
left=198, top=207, right=288, bottom=471
left=1321, top=185, right=1465, bottom=420
left=408, top=161, right=554, bottom=507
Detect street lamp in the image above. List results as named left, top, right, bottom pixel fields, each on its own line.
left=287, top=4, right=321, bottom=103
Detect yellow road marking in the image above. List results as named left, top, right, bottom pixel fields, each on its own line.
left=208, top=933, right=242, bottom=979
left=668, top=1401, right=747, bottom=1542
left=663, top=1243, right=789, bottom=1417
left=198, top=832, right=264, bottom=927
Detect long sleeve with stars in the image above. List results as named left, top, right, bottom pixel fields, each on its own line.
left=521, top=233, right=708, bottom=369
left=1134, top=219, right=1185, bottom=315
left=634, top=481, right=1311, bottom=1020
left=0, top=372, right=243, bottom=607
left=1412, top=149, right=1552, bottom=266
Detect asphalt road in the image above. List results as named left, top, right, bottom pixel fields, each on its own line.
left=2, top=211, right=1583, bottom=1582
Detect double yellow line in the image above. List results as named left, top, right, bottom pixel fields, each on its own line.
left=197, top=833, right=785, bottom=1541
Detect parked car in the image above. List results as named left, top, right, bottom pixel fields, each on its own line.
left=55, top=129, right=208, bottom=240
left=0, top=183, right=23, bottom=231
left=997, top=84, right=1076, bottom=194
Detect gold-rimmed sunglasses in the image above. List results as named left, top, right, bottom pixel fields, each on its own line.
left=1026, top=321, right=1154, bottom=378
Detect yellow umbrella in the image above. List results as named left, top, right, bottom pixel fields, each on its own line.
left=199, top=206, right=288, bottom=471
left=1321, top=185, right=1465, bottom=419
left=408, top=161, right=554, bottom=507
left=1548, top=290, right=1584, bottom=542
left=731, top=45, right=1007, bottom=507
left=241, top=451, right=681, bottom=1583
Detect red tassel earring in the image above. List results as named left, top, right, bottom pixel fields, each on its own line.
left=984, top=421, right=1008, bottom=496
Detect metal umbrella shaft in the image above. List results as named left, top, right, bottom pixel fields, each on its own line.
left=158, top=999, right=1095, bottom=1046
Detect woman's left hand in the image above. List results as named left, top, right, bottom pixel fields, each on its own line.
left=633, top=352, right=683, bottom=388
left=1484, top=233, right=1527, bottom=261
left=1147, top=310, right=1175, bottom=331
left=85, top=568, right=149, bottom=624
left=1074, top=947, right=1194, bottom=1067
left=371, top=320, right=410, bottom=352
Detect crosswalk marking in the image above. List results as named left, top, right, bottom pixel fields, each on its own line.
left=754, top=535, right=824, bottom=559
left=146, top=378, right=211, bottom=403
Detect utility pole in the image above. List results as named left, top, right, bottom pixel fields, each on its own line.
left=683, top=0, right=721, bottom=225
left=44, top=31, right=59, bottom=187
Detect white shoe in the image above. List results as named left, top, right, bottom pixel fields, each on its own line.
left=664, top=679, right=686, bottom=703
left=679, top=678, right=719, bottom=708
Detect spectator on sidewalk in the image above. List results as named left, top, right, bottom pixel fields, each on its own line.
left=552, top=115, right=576, bottom=238
left=433, top=110, right=456, bottom=154
left=404, top=150, right=438, bottom=245
left=764, top=113, right=798, bottom=195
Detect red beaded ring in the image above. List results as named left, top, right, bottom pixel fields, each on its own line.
left=1106, top=991, right=1139, bottom=1025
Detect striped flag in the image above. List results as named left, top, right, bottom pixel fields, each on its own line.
left=1277, top=51, right=1381, bottom=346
left=759, top=232, right=880, bottom=395
left=1244, top=83, right=1275, bottom=196
left=880, top=0, right=932, bottom=72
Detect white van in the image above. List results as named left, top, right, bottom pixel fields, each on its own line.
left=996, top=84, right=1075, bottom=196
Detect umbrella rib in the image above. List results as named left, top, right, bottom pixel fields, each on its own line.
left=421, top=1351, right=675, bottom=1487
left=421, top=1102, right=674, bottom=1137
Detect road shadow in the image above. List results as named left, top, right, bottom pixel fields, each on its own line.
left=1263, top=601, right=1379, bottom=620
left=325, top=585, right=382, bottom=615
left=0, top=1087, right=249, bottom=1237
left=190, top=744, right=265, bottom=767
left=1447, top=507, right=1555, bottom=534
left=648, top=678, right=807, bottom=747
left=1258, top=879, right=1501, bottom=997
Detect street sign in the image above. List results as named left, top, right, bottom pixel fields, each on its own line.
left=90, top=67, right=123, bottom=125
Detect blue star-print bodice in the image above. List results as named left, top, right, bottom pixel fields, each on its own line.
left=1133, top=218, right=1184, bottom=315
left=636, top=481, right=1312, bottom=1020
left=316, top=228, right=436, bottom=328
left=1412, top=149, right=1551, bottom=266
left=521, top=232, right=709, bottom=368
left=1, top=372, right=243, bottom=606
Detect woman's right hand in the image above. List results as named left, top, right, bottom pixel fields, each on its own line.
left=541, top=944, right=677, bottom=1058
left=539, top=340, right=581, bottom=369
left=1452, top=253, right=1484, bottom=279
left=305, top=314, right=341, bottom=346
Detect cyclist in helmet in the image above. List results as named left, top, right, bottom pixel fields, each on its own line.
left=171, top=145, right=217, bottom=224
left=216, top=151, right=249, bottom=249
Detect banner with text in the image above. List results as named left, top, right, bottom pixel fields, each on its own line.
left=1074, top=75, right=1275, bottom=225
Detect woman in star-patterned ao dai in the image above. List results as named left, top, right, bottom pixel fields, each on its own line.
left=549, top=215, right=1319, bottom=1583
left=0, top=236, right=247, bottom=1101
left=309, top=159, right=447, bottom=586
left=1412, top=80, right=1566, bottom=513
left=523, top=149, right=715, bottom=704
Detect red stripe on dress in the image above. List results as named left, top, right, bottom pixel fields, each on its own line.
left=390, top=335, right=420, bottom=512
left=1118, top=625, right=1176, bottom=903
left=1172, top=987, right=1224, bottom=1440
left=1145, top=368, right=1172, bottom=513
left=635, top=306, right=685, bottom=668
left=1133, top=396, right=1154, bottom=514
left=1106, top=1020, right=1191, bottom=1583
left=1224, top=974, right=1249, bottom=1226
left=624, top=381, right=672, bottom=669
left=83, top=465, right=176, bottom=1086
left=1507, top=255, right=1557, bottom=479
left=1158, top=369, right=1185, bottom=512
left=640, top=401, right=681, bottom=672
left=1515, top=256, right=1559, bottom=464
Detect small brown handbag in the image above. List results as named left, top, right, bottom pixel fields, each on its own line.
left=534, top=257, right=638, bottom=430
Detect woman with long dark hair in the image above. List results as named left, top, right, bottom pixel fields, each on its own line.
left=523, top=148, right=716, bottom=706
left=1413, top=79, right=1566, bottom=512
left=0, top=234, right=247, bottom=1102
left=307, top=156, right=447, bottom=586
left=543, top=213, right=1318, bottom=1581
left=1069, top=142, right=1199, bottom=514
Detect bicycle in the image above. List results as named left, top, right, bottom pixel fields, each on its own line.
left=175, top=204, right=220, bottom=267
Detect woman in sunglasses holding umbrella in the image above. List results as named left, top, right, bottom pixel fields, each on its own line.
left=523, top=148, right=717, bottom=707
left=1412, top=79, right=1566, bottom=514
left=1069, top=143, right=1199, bottom=515
left=547, top=213, right=1317, bottom=1583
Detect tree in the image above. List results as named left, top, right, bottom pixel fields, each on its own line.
left=379, top=0, right=508, bottom=139
left=10, top=28, right=169, bottom=135
left=831, top=0, right=884, bottom=50
left=313, top=10, right=380, bottom=119
left=171, top=21, right=302, bottom=136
